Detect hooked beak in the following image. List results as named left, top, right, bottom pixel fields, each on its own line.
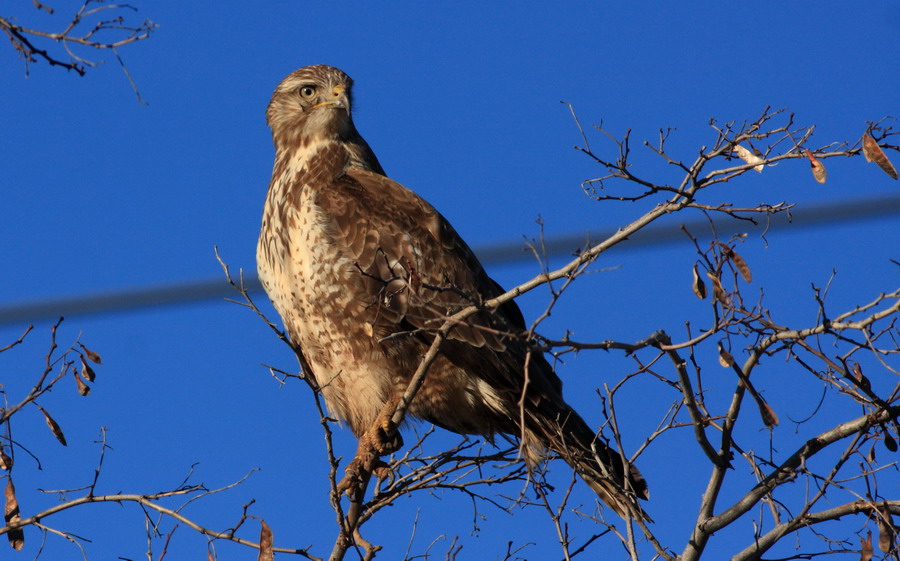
left=310, top=84, right=348, bottom=111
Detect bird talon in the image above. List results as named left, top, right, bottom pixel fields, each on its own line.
left=337, top=459, right=364, bottom=494
left=372, top=459, right=393, bottom=480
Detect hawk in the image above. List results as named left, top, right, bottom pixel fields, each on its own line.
left=257, top=65, right=649, bottom=519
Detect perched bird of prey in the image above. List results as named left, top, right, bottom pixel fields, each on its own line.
left=257, top=65, right=649, bottom=519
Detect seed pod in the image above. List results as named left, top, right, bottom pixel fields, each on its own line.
left=36, top=405, right=67, bottom=446
left=5, top=478, right=24, bottom=550
left=877, top=502, right=895, bottom=553
left=0, top=446, right=11, bottom=470
left=706, top=272, right=728, bottom=305
left=74, top=370, right=91, bottom=396
left=804, top=149, right=827, bottom=184
left=734, top=144, right=764, bottom=172
left=258, top=520, right=274, bottom=561
left=861, top=530, right=873, bottom=561
left=730, top=249, right=752, bottom=283
left=862, top=133, right=898, bottom=180
left=80, top=355, right=96, bottom=382
left=884, top=427, right=898, bottom=453
left=718, top=343, right=735, bottom=368
left=692, top=264, right=707, bottom=299
left=759, top=400, right=780, bottom=427
left=79, top=344, right=103, bottom=364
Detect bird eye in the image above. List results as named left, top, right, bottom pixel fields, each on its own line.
left=299, top=86, right=316, bottom=99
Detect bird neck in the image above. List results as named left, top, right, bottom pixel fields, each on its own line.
left=272, top=137, right=350, bottom=190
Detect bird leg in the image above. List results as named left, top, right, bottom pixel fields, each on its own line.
left=337, top=395, right=404, bottom=494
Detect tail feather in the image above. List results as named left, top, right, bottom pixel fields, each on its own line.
left=575, top=447, right=651, bottom=521
left=528, top=407, right=650, bottom=521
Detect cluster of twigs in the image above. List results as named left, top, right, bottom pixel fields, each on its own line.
left=0, top=321, right=294, bottom=560
left=1, top=1, right=156, bottom=100
left=512, top=107, right=900, bottom=559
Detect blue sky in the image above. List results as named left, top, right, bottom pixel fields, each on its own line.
left=1, top=2, right=899, bottom=559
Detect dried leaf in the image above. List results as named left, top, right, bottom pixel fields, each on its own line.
left=706, top=272, right=728, bottom=304
left=804, top=149, right=827, bottom=184
left=5, top=479, right=24, bottom=551
left=208, top=551, right=217, bottom=561
left=79, top=344, right=103, bottom=364
left=852, top=362, right=872, bottom=391
left=877, top=502, right=895, bottom=553
left=80, top=355, right=96, bottom=382
left=733, top=144, right=764, bottom=172
left=0, top=446, right=11, bottom=471
left=730, top=249, right=752, bottom=283
left=863, top=133, right=899, bottom=180
left=863, top=133, right=875, bottom=162
left=74, top=370, right=91, bottom=396
left=36, top=405, right=67, bottom=446
left=691, top=264, right=707, bottom=299
left=867, top=444, right=876, bottom=464
left=861, top=530, right=873, bottom=561
left=759, top=400, right=780, bottom=427
left=718, top=343, right=735, bottom=368
left=884, top=427, right=898, bottom=453
left=258, top=520, right=274, bottom=561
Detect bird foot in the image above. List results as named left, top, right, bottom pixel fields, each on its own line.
left=336, top=451, right=395, bottom=495
left=372, top=461, right=393, bottom=481
left=367, top=394, right=404, bottom=455
left=337, top=457, right=366, bottom=495
left=336, top=397, right=404, bottom=494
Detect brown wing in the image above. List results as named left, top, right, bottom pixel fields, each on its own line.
left=315, top=167, right=561, bottom=397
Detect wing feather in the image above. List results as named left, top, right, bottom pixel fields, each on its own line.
left=320, top=169, right=499, bottom=343
left=315, top=167, right=564, bottom=398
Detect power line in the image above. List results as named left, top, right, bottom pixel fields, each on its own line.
left=1, top=194, right=898, bottom=326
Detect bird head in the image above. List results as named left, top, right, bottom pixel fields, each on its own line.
left=266, top=65, right=356, bottom=150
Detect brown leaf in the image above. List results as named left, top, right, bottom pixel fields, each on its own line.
left=877, top=502, right=895, bottom=553
left=258, top=519, right=274, bottom=561
left=884, top=427, right=898, bottom=453
left=759, top=400, right=780, bottom=427
left=706, top=272, right=728, bottom=304
left=850, top=362, right=872, bottom=391
left=718, top=343, right=734, bottom=368
left=733, top=144, right=764, bottom=172
left=5, top=478, right=24, bottom=551
left=0, top=446, right=11, bottom=470
left=863, top=133, right=899, bottom=180
left=79, top=344, right=103, bottom=365
left=729, top=249, right=753, bottom=283
left=863, top=133, right=876, bottom=162
left=36, top=405, right=67, bottom=446
left=692, top=264, right=707, bottom=299
left=861, top=529, right=874, bottom=561
left=867, top=444, right=877, bottom=464
left=861, top=530, right=873, bottom=561
left=804, top=149, right=827, bottom=184
left=74, top=370, right=91, bottom=396
left=80, top=355, right=96, bottom=383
